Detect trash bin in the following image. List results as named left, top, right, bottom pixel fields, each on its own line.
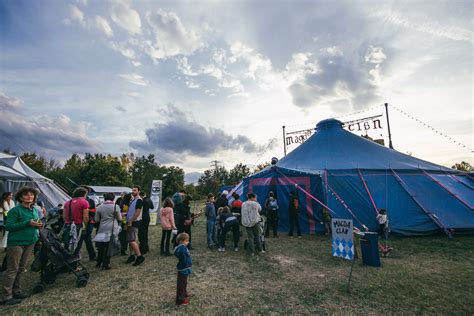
left=360, top=232, right=381, bottom=267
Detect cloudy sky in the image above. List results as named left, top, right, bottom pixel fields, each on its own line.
left=1, top=0, right=472, bottom=178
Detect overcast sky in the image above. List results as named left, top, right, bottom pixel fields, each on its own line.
left=1, top=0, right=472, bottom=176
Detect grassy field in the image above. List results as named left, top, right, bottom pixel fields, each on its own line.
left=1, top=204, right=473, bottom=314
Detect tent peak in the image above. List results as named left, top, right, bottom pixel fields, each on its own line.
left=316, top=118, right=343, bottom=131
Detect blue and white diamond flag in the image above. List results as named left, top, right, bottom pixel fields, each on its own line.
left=331, top=219, right=354, bottom=261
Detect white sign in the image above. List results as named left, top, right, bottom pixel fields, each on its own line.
left=149, top=180, right=162, bottom=225
left=331, top=219, right=355, bottom=261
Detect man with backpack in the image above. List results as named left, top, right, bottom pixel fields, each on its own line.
left=264, top=191, right=279, bottom=238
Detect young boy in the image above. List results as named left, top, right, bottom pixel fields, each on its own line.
left=217, top=206, right=240, bottom=252
left=174, top=233, right=192, bottom=306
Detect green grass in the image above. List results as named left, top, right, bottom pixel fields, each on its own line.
left=1, top=206, right=473, bottom=314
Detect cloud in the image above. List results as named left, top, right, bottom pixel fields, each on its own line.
left=283, top=46, right=385, bottom=110
left=119, top=73, right=148, bottom=86
left=111, top=0, right=141, bottom=35
left=144, top=9, right=204, bottom=60
left=95, top=16, right=114, bottom=37
left=373, top=9, right=473, bottom=43
left=0, top=92, right=98, bottom=158
left=0, top=91, right=22, bottom=110
left=109, top=41, right=136, bottom=59
left=129, top=104, right=265, bottom=163
left=70, top=5, right=86, bottom=27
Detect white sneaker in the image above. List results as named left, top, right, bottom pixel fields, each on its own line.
left=234, top=247, right=239, bottom=252
left=218, top=247, right=225, bottom=252
left=261, top=250, right=266, bottom=254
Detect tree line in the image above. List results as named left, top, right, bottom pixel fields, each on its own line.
left=7, top=151, right=267, bottom=199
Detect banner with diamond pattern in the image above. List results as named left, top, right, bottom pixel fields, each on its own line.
left=331, top=219, right=354, bottom=261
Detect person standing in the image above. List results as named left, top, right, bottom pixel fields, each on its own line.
left=288, top=191, right=301, bottom=238
left=264, top=191, right=279, bottom=238
left=84, top=190, right=97, bottom=261
left=174, top=232, right=192, bottom=306
left=204, top=194, right=217, bottom=249
left=93, top=193, right=122, bottom=270
left=241, top=193, right=263, bottom=255
left=125, top=186, right=145, bottom=266
left=1, top=187, right=42, bottom=305
left=63, top=187, right=91, bottom=256
left=138, top=191, right=154, bottom=255
left=0, top=192, right=15, bottom=236
left=118, top=193, right=131, bottom=256
left=159, top=198, right=176, bottom=256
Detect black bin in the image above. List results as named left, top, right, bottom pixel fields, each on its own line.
left=360, top=232, right=381, bottom=267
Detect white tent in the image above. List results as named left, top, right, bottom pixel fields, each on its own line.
left=0, top=153, right=70, bottom=209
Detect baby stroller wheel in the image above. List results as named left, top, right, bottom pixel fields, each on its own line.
left=33, top=282, right=46, bottom=294
left=43, top=270, right=57, bottom=284
left=76, top=276, right=88, bottom=288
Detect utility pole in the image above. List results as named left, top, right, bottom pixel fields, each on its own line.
left=282, top=125, right=287, bottom=156
left=384, top=103, right=394, bottom=149
left=210, top=160, right=221, bottom=171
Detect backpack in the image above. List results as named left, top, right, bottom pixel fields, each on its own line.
left=268, top=199, right=278, bottom=211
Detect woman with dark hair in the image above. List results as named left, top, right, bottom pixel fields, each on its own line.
left=118, top=193, right=132, bottom=255
left=93, top=193, right=122, bottom=270
left=1, top=187, right=42, bottom=305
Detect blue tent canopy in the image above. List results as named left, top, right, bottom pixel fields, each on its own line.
left=243, top=119, right=474, bottom=235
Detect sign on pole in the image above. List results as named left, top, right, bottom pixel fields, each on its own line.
left=149, top=180, right=162, bottom=225
left=331, top=219, right=354, bottom=260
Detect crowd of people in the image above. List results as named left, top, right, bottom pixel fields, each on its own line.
left=0, top=185, right=341, bottom=307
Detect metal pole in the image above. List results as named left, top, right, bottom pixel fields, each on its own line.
left=282, top=125, right=287, bottom=156
left=385, top=103, right=394, bottom=149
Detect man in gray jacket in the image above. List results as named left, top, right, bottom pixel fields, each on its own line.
left=241, top=193, right=263, bottom=255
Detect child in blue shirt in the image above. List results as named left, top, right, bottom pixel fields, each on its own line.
left=174, top=232, right=192, bottom=306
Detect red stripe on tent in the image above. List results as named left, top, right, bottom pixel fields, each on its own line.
left=391, top=169, right=452, bottom=238
left=422, top=170, right=473, bottom=210
left=357, top=169, right=379, bottom=215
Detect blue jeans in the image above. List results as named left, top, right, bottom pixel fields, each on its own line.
left=206, top=219, right=216, bottom=246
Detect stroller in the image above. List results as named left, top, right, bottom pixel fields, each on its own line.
left=244, top=215, right=268, bottom=252
left=31, top=208, right=90, bottom=293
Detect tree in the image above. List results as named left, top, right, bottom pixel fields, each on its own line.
left=451, top=161, right=473, bottom=172
left=20, top=152, right=59, bottom=175
left=162, top=166, right=185, bottom=199
left=129, top=154, right=164, bottom=195
left=78, top=153, right=131, bottom=187
left=197, top=169, right=220, bottom=196
left=228, top=163, right=250, bottom=184
left=253, top=161, right=270, bottom=173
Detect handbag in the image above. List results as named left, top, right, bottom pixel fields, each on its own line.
left=184, top=218, right=193, bottom=226
left=107, top=205, right=121, bottom=257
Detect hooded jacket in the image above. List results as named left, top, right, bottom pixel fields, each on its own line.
left=174, top=243, right=192, bottom=274
left=160, top=207, right=176, bottom=230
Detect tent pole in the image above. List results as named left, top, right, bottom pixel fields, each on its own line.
left=282, top=125, right=287, bottom=156
left=385, top=103, right=394, bottom=149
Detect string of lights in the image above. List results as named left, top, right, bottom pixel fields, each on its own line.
left=390, top=104, right=473, bottom=153
left=251, top=127, right=282, bottom=169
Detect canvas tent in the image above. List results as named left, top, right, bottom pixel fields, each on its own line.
left=0, top=153, right=70, bottom=209
left=242, top=119, right=474, bottom=236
